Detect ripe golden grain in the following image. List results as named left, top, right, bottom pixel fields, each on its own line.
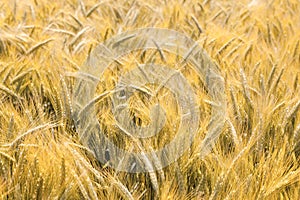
left=0, top=0, right=299, bottom=199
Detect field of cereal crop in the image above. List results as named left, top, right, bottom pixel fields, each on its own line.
left=0, top=0, right=300, bottom=199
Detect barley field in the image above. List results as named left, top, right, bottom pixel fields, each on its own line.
left=0, top=0, right=299, bottom=199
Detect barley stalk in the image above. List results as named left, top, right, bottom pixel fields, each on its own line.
left=7, top=123, right=60, bottom=149
left=0, top=84, right=23, bottom=100
left=26, top=39, right=53, bottom=55
left=86, top=3, right=102, bottom=18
